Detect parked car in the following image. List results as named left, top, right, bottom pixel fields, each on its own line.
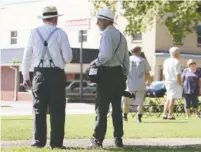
left=66, top=80, right=96, bottom=102
left=146, top=81, right=166, bottom=97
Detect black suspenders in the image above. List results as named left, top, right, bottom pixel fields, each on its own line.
left=36, top=28, right=59, bottom=68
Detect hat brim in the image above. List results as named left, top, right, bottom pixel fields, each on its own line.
left=37, top=14, right=63, bottom=19
left=97, top=16, right=117, bottom=25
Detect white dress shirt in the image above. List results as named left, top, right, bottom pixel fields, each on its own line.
left=94, top=25, right=129, bottom=75
left=22, top=23, right=73, bottom=80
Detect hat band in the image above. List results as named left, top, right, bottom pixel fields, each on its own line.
left=98, top=15, right=113, bottom=21
left=43, top=12, right=58, bottom=16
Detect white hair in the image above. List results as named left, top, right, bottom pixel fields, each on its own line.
left=169, top=47, right=180, bottom=57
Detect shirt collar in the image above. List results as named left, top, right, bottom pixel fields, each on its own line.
left=43, top=22, right=56, bottom=27
left=104, top=25, right=115, bottom=31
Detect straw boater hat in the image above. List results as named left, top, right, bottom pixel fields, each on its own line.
left=38, top=6, right=63, bottom=19
left=97, top=8, right=115, bottom=22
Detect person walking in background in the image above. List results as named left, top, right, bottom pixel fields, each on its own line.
left=22, top=6, right=72, bottom=149
left=163, top=47, right=182, bottom=120
left=182, top=59, right=201, bottom=119
left=122, top=46, right=151, bottom=123
left=90, top=8, right=129, bottom=147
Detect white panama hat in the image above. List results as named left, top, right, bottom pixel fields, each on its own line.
left=38, top=6, right=63, bottom=19
left=97, top=7, right=115, bottom=22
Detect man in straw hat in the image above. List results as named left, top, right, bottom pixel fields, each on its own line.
left=22, top=6, right=72, bottom=149
left=122, top=46, right=151, bottom=123
left=162, top=47, right=182, bottom=120
left=90, top=7, right=129, bottom=148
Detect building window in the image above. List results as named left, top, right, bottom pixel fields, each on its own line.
left=10, top=31, right=17, bottom=45
left=131, top=33, right=142, bottom=41
left=197, top=25, right=201, bottom=47
left=78, top=30, right=87, bottom=42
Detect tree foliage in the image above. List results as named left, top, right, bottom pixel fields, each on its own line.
left=90, top=0, right=201, bottom=45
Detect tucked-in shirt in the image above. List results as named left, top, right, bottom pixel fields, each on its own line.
left=163, top=57, right=181, bottom=83
left=94, top=25, right=129, bottom=75
left=22, top=23, right=73, bottom=80
left=127, top=55, right=151, bottom=91
left=182, top=68, right=201, bottom=95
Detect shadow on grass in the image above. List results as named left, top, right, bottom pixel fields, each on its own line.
left=143, top=121, right=187, bottom=124
left=86, top=145, right=201, bottom=152
left=1, top=118, right=33, bottom=121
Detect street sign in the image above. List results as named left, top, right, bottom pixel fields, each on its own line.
left=65, top=18, right=90, bottom=30
left=78, top=30, right=87, bottom=43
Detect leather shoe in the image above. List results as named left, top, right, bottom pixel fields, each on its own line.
left=115, top=138, right=124, bottom=147
left=31, top=143, right=45, bottom=148
left=91, top=138, right=103, bottom=148
left=51, top=145, right=69, bottom=149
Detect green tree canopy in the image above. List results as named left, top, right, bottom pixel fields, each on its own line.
left=90, top=0, right=201, bottom=45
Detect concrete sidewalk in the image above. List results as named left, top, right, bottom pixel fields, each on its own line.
left=1, top=138, right=201, bottom=148
left=0, top=101, right=95, bottom=116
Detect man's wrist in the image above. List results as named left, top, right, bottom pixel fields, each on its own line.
left=94, top=59, right=101, bottom=66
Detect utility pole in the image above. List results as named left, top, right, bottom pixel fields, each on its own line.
left=79, top=30, right=84, bottom=102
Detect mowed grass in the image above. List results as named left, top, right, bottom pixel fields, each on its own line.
left=1, top=114, right=201, bottom=141
left=1, top=146, right=201, bottom=152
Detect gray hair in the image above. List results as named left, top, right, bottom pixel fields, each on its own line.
left=169, top=47, right=180, bottom=56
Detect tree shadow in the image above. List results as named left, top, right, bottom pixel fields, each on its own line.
left=1, top=118, right=32, bottom=121
left=142, top=121, right=187, bottom=124
left=85, top=145, right=201, bottom=152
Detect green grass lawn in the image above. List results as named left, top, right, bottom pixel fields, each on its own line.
left=1, top=114, right=201, bottom=141
left=1, top=146, right=201, bottom=152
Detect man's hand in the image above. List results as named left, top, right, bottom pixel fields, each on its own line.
left=23, top=80, right=32, bottom=90
left=90, top=60, right=96, bottom=66
left=124, top=75, right=127, bottom=81
left=146, top=81, right=151, bottom=87
left=177, top=74, right=182, bottom=86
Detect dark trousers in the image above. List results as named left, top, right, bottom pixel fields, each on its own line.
left=183, top=94, right=199, bottom=109
left=32, top=67, right=66, bottom=147
left=93, top=66, right=124, bottom=141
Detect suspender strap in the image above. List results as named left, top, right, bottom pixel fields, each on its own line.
left=36, top=28, right=59, bottom=67
left=97, top=32, right=122, bottom=64
left=114, top=33, right=122, bottom=55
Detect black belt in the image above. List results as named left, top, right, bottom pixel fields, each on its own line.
left=101, top=65, right=122, bottom=69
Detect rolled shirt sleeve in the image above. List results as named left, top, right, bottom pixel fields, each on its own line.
left=22, top=30, right=34, bottom=80
left=60, top=30, right=73, bottom=63
left=144, top=59, right=151, bottom=73
left=174, top=61, right=181, bottom=75
left=95, top=33, right=113, bottom=66
left=122, top=44, right=129, bottom=75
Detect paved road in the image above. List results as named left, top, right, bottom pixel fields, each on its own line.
left=0, top=101, right=95, bottom=116
left=1, top=138, right=201, bottom=148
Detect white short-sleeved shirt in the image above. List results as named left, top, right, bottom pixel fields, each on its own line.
left=127, top=56, right=151, bottom=91
left=163, top=57, right=181, bottom=83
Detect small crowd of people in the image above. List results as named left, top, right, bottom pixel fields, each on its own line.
left=21, top=6, right=201, bottom=149
left=162, top=47, right=201, bottom=120
left=122, top=46, right=201, bottom=123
